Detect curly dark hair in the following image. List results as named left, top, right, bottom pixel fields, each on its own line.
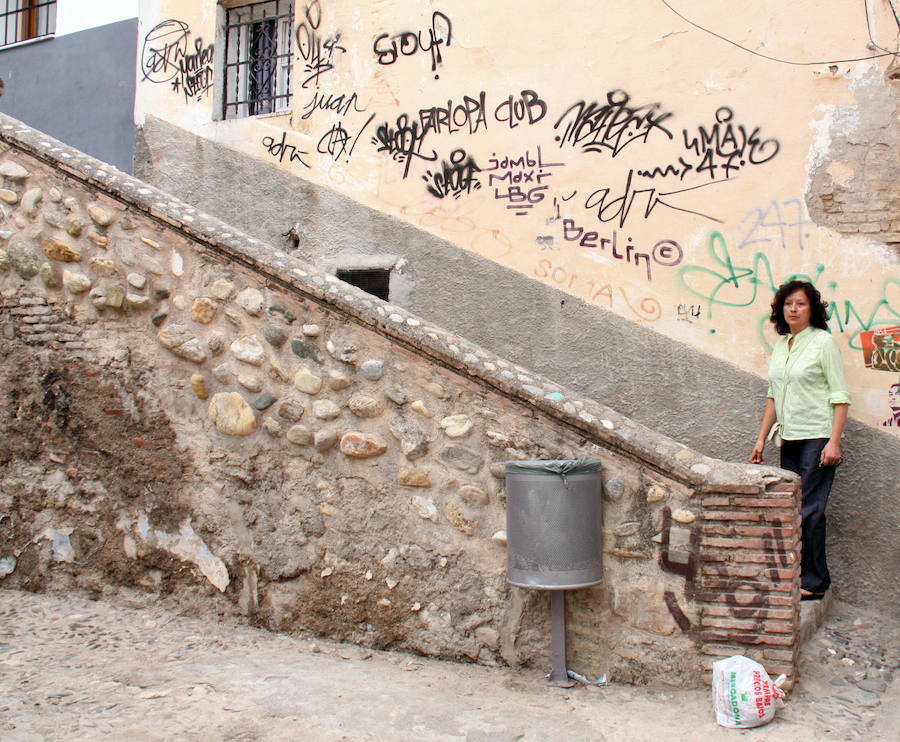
left=769, top=280, right=830, bottom=335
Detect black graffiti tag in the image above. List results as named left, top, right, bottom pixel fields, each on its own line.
left=584, top=169, right=727, bottom=228
left=295, top=0, right=346, bottom=88
left=372, top=114, right=438, bottom=178
left=642, top=107, right=780, bottom=180
left=301, top=90, right=366, bottom=120
left=141, top=19, right=215, bottom=103
left=554, top=90, right=674, bottom=157
left=262, top=131, right=311, bottom=168
left=318, top=112, right=376, bottom=163
left=423, top=148, right=481, bottom=199
left=373, top=11, right=453, bottom=76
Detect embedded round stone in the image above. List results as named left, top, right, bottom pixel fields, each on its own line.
left=313, top=429, right=338, bottom=451
left=157, top=324, right=207, bottom=363
left=459, top=485, right=489, bottom=505
left=328, top=370, right=350, bottom=390
left=238, top=374, right=263, bottom=393
left=348, top=394, right=383, bottom=418
left=190, top=374, right=208, bottom=400
left=105, top=286, right=125, bottom=308
left=21, top=188, right=42, bottom=216
left=440, top=414, right=473, bottom=439
left=207, top=334, right=225, bottom=355
left=0, top=161, right=29, bottom=179
left=301, top=324, right=321, bottom=337
left=293, top=368, right=322, bottom=394
left=313, top=399, right=341, bottom=420
left=360, top=360, right=384, bottom=380
left=39, top=262, right=60, bottom=288
left=171, top=252, right=184, bottom=277
left=439, top=445, right=483, bottom=473
left=66, top=216, right=84, bottom=237
left=211, top=279, right=235, bottom=300
left=87, top=204, right=113, bottom=226
left=87, top=233, right=108, bottom=248
left=445, top=504, right=475, bottom=535
left=5, top=238, right=39, bottom=279
left=127, top=294, right=151, bottom=309
left=212, top=363, right=232, bottom=383
left=411, top=495, right=438, bottom=521
left=291, top=339, right=320, bottom=362
left=191, top=297, right=217, bottom=324
left=389, top=417, right=429, bottom=460
left=386, top=388, right=408, bottom=405
left=340, top=432, right=388, bottom=458
left=646, top=485, right=667, bottom=503
left=90, top=288, right=106, bottom=307
left=230, top=335, right=266, bottom=365
left=268, top=304, right=296, bottom=323
left=43, top=238, right=82, bottom=262
left=277, top=400, right=305, bottom=422
left=0, top=189, right=18, bottom=204
left=672, top=509, right=697, bottom=524
left=613, top=521, right=640, bottom=537
left=252, top=392, right=277, bottom=410
left=208, top=392, right=257, bottom=435
left=237, top=287, right=264, bottom=315
left=263, top=417, right=283, bottom=436
left=62, top=270, right=92, bottom=293
left=127, top=272, right=146, bottom=290
left=262, top=323, right=287, bottom=347
left=410, top=400, right=432, bottom=418
left=399, top=469, right=432, bottom=487
left=89, top=256, right=118, bottom=276
left=286, top=424, right=314, bottom=445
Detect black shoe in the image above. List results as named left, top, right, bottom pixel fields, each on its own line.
left=800, top=591, right=826, bottom=601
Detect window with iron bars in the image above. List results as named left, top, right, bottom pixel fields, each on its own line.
left=0, top=0, right=56, bottom=48
left=223, top=0, right=293, bottom=119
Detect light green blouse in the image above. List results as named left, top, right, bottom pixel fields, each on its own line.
left=766, top=327, right=851, bottom=440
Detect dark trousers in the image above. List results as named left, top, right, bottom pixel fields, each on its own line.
left=780, top=438, right=836, bottom=594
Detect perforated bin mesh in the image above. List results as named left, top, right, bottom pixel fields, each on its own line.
left=506, top=469, right=603, bottom=589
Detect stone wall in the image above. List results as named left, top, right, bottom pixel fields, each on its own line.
left=0, top=115, right=802, bottom=687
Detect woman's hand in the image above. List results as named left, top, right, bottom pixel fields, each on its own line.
left=750, top=439, right=766, bottom=464
left=820, top=440, right=842, bottom=467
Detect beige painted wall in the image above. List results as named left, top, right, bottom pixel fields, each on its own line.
left=134, top=0, right=900, bottom=429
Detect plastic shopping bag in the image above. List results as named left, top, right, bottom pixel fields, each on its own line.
left=712, top=655, right=787, bottom=729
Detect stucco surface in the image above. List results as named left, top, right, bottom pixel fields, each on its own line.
left=135, top=116, right=899, bottom=612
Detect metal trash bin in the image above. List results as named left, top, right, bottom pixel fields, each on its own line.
left=505, top=457, right=603, bottom=686
left=505, top=457, right=603, bottom=589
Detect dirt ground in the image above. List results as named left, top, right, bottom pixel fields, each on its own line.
left=0, top=588, right=897, bottom=742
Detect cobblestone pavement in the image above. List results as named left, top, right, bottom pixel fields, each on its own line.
left=0, top=589, right=896, bottom=741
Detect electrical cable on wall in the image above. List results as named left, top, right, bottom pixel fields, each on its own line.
left=659, top=0, right=900, bottom=64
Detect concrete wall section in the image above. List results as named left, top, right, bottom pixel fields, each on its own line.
left=0, top=19, right=137, bottom=172
left=135, top=115, right=900, bottom=612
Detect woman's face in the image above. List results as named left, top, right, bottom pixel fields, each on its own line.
left=783, top=289, right=812, bottom=333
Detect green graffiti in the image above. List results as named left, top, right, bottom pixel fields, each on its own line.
left=679, top=232, right=900, bottom=350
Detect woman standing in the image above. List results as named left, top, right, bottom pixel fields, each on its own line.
left=751, top=280, right=850, bottom=601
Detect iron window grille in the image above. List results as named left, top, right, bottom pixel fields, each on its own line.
left=0, top=0, right=56, bottom=48
left=224, top=0, right=293, bottom=119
